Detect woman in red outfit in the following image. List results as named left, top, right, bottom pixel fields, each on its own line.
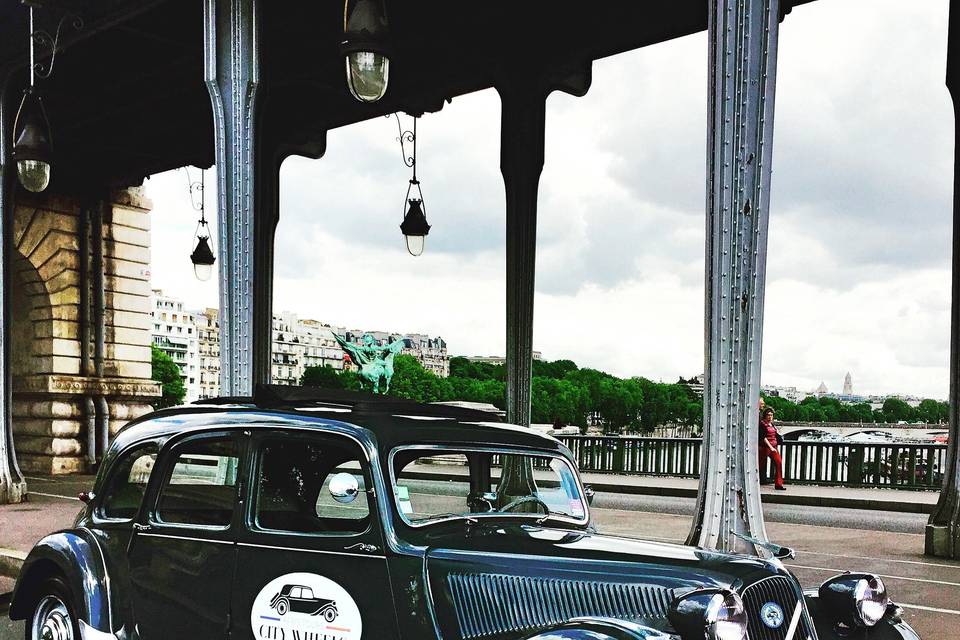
left=758, top=407, right=786, bottom=490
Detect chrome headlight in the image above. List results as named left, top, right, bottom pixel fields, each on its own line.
left=819, top=573, right=889, bottom=627
left=669, top=589, right=747, bottom=640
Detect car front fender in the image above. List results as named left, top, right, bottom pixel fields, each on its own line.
left=521, top=618, right=673, bottom=640
left=9, top=530, right=117, bottom=637
left=804, top=591, right=921, bottom=640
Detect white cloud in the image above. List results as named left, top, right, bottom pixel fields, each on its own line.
left=144, top=0, right=953, bottom=400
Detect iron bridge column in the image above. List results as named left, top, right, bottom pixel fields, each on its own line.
left=498, top=67, right=591, bottom=429
left=0, top=73, right=26, bottom=504
left=687, top=0, right=783, bottom=555
left=927, top=0, right=960, bottom=559
left=203, top=0, right=271, bottom=396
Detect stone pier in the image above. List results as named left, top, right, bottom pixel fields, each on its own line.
left=10, top=188, right=159, bottom=474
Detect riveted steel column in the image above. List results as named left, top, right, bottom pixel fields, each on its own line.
left=927, top=0, right=960, bottom=559
left=0, top=74, right=26, bottom=504
left=204, top=0, right=262, bottom=396
left=499, top=83, right=545, bottom=428
left=251, top=135, right=293, bottom=387
left=686, top=0, right=782, bottom=554
left=497, top=67, right=591, bottom=428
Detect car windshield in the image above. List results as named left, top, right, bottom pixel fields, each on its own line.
left=390, top=447, right=587, bottom=526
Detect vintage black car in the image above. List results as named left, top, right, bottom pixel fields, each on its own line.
left=9, top=386, right=919, bottom=640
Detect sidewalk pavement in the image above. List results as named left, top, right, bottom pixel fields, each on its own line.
left=0, top=472, right=941, bottom=583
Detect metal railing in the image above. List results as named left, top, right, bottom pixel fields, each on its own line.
left=557, top=436, right=948, bottom=489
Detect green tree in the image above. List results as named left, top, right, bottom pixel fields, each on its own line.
left=301, top=364, right=344, bottom=389
left=881, top=397, right=914, bottom=423
left=151, top=344, right=186, bottom=409
left=596, top=378, right=643, bottom=434
left=916, top=399, right=948, bottom=424
left=389, top=355, right=453, bottom=403
left=532, top=359, right=579, bottom=380
left=449, top=356, right=505, bottom=381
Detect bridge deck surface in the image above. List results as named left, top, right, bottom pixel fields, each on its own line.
left=0, top=474, right=953, bottom=639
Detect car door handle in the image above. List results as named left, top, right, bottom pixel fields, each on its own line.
left=132, top=523, right=151, bottom=533
left=344, top=542, right=378, bottom=554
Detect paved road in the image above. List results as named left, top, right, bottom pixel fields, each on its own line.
left=590, top=493, right=960, bottom=640
left=1, top=491, right=954, bottom=639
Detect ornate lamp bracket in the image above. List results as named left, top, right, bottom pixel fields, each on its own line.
left=29, top=9, right=84, bottom=81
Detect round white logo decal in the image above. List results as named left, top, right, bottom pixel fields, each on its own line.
left=251, top=572, right=362, bottom=640
left=760, top=601, right=785, bottom=629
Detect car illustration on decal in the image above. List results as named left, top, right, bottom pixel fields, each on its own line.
left=269, top=584, right=338, bottom=621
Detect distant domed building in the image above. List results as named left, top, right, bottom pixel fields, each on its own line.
left=842, top=372, right=853, bottom=396
left=815, top=381, right=828, bottom=396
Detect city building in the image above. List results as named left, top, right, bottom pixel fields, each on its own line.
left=153, top=303, right=450, bottom=398
left=150, top=290, right=201, bottom=402
left=272, top=313, right=349, bottom=385
left=466, top=352, right=542, bottom=367
left=842, top=372, right=853, bottom=396
left=760, top=384, right=806, bottom=404
left=196, top=308, right=220, bottom=400
left=683, top=374, right=705, bottom=397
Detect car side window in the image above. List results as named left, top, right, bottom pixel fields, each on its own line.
left=155, top=437, right=240, bottom=527
left=99, top=443, right=158, bottom=520
left=255, top=437, right=370, bottom=535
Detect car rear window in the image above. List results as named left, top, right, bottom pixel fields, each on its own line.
left=156, top=438, right=239, bottom=527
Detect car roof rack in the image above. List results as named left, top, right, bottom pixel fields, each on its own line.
left=198, top=384, right=503, bottom=423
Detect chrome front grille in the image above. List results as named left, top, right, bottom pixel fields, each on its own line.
left=447, top=572, right=675, bottom=639
left=741, top=576, right=818, bottom=640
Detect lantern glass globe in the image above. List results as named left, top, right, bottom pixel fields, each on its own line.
left=193, top=262, right=213, bottom=282
left=346, top=51, right=389, bottom=102
left=404, top=234, right=425, bottom=257
left=17, top=159, right=50, bottom=193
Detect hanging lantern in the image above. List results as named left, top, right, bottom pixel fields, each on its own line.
left=391, top=113, right=432, bottom=256
left=190, top=234, right=216, bottom=281
left=400, top=196, right=430, bottom=257
left=186, top=168, right=216, bottom=281
left=342, top=0, right=391, bottom=103
left=12, top=88, right=52, bottom=193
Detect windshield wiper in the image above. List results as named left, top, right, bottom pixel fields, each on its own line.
left=409, top=513, right=479, bottom=525
left=535, top=510, right=574, bottom=525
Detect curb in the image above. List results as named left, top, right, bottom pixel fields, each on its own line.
left=582, top=481, right=935, bottom=514
left=0, top=548, right=26, bottom=582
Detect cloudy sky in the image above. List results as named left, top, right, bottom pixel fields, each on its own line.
left=146, top=0, right=953, bottom=400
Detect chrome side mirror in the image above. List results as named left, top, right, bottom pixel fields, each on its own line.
left=583, top=485, right=596, bottom=506
left=329, top=472, right=360, bottom=504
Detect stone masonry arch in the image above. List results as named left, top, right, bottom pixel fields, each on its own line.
left=10, top=191, right=160, bottom=474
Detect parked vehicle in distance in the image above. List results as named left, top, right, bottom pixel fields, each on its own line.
left=9, top=386, right=920, bottom=640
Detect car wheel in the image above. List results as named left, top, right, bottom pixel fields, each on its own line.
left=323, top=608, right=337, bottom=623
left=276, top=599, right=288, bottom=616
left=26, top=576, right=80, bottom=640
